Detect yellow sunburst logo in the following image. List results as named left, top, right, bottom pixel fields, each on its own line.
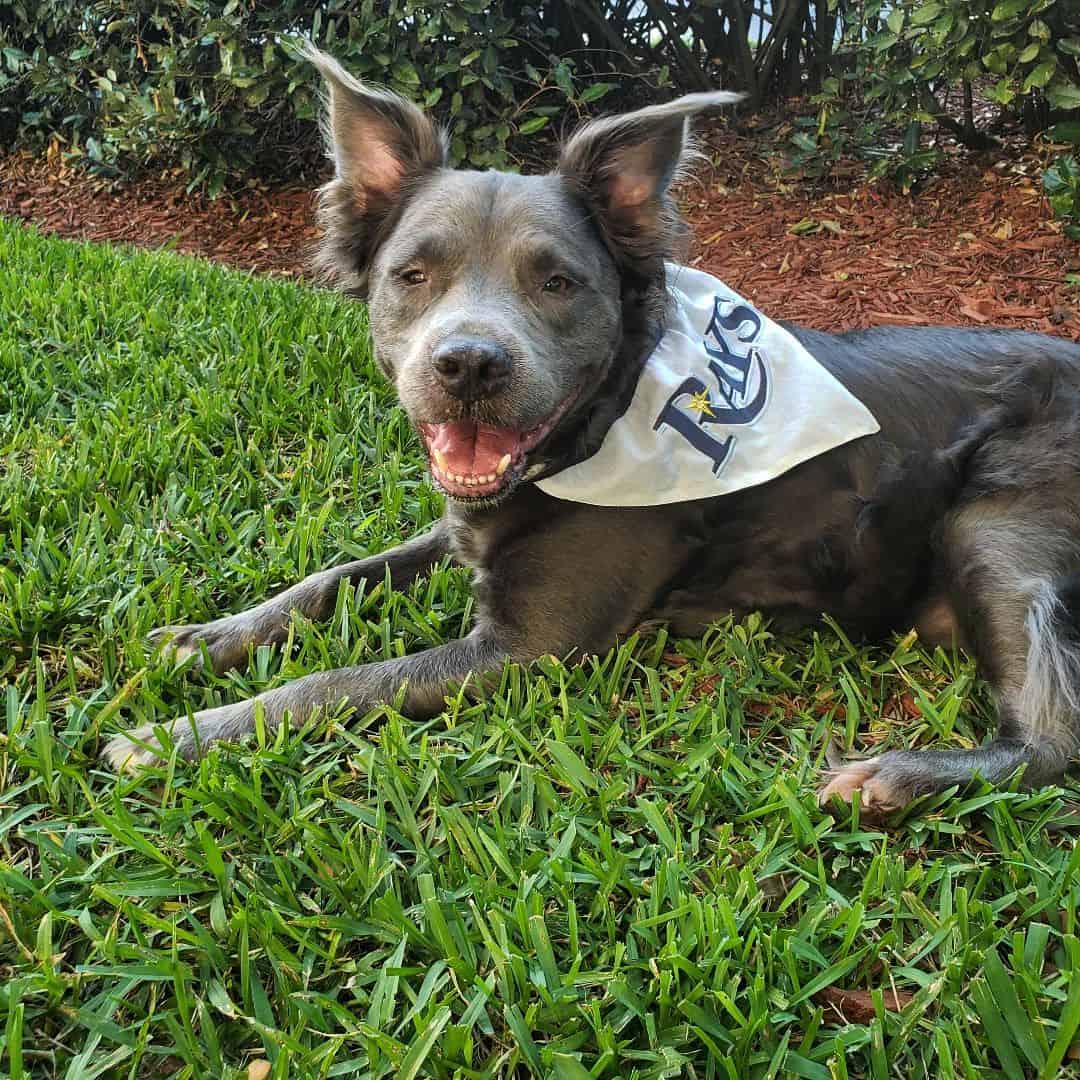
left=687, top=390, right=715, bottom=418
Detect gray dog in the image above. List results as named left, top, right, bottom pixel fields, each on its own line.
left=106, top=48, right=1080, bottom=815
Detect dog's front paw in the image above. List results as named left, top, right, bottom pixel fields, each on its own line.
left=148, top=618, right=263, bottom=675
left=102, top=721, right=177, bottom=773
left=103, top=700, right=258, bottom=772
left=818, top=757, right=909, bottom=817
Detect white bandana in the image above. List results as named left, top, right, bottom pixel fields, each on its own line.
left=536, top=263, right=880, bottom=507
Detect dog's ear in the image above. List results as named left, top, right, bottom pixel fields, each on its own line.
left=305, top=46, right=447, bottom=294
left=558, top=92, right=740, bottom=273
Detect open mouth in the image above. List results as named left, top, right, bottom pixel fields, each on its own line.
left=419, top=389, right=580, bottom=502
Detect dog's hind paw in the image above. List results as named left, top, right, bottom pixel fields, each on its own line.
left=818, top=758, right=908, bottom=816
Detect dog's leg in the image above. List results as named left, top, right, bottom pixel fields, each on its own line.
left=821, top=497, right=1080, bottom=813
left=148, top=522, right=451, bottom=674
left=107, top=500, right=695, bottom=772
left=104, top=629, right=500, bottom=770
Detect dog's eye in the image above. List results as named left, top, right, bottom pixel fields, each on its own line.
left=399, top=268, right=427, bottom=286
left=542, top=275, right=570, bottom=294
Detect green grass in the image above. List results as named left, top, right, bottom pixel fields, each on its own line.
left=1, top=215, right=1079, bottom=1079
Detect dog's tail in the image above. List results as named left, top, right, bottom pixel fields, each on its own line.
left=1022, top=573, right=1080, bottom=750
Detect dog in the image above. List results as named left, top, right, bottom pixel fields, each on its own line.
left=105, top=47, right=1080, bottom=815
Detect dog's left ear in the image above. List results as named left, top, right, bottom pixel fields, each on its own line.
left=558, top=91, right=741, bottom=271
left=305, top=45, right=447, bottom=293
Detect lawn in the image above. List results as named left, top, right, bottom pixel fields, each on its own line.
left=1, top=215, right=1079, bottom=1079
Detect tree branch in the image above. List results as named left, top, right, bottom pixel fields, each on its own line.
left=918, top=85, right=999, bottom=149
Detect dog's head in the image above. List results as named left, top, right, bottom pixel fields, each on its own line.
left=308, top=48, right=738, bottom=506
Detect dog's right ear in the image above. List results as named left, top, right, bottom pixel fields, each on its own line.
left=305, top=46, right=447, bottom=294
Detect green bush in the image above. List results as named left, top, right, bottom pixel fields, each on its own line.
left=3, top=0, right=848, bottom=192
left=863, top=0, right=1080, bottom=133
left=0, top=1, right=620, bottom=192
left=9, top=0, right=1007, bottom=193
left=789, top=0, right=1080, bottom=189
left=5, top=0, right=1078, bottom=195
left=1044, top=152, right=1080, bottom=237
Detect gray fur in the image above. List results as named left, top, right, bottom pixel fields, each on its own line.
left=1024, top=581, right=1080, bottom=738
left=105, top=52, right=1080, bottom=814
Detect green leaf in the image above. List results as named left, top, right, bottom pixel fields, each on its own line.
left=1023, top=60, right=1056, bottom=92
left=1029, top=18, right=1051, bottom=42
left=398, top=1006, right=452, bottom=1080
left=958, top=33, right=978, bottom=57
left=1048, top=81, right=1080, bottom=110
left=518, top=115, right=549, bottom=134
left=1050, top=122, right=1080, bottom=145
left=886, top=9, right=904, bottom=33
left=932, top=12, right=954, bottom=38
left=971, top=978, right=1026, bottom=1080
left=1018, top=43, right=1040, bottom=63
left=391, top=61, right=420, bottom=86
left=983, top=951, right=1047, bottom=1070
left=912, top=3, right=942, bottom=26
left=789, top=217, right=822, bottom=235
left=1044, top=154, right=1079, bottom=194
left=551, top=1053, right=593, bottom=1080
left=991, top=0, right=1028, bottom=20
left=1040, top=941, right=1080, bottom=1077
left=579, top=81, right=616, bottom=103
left=870, top=30, right=899, bottom=51
left=554, top=62, right=575, bottom=98
left=503, top=1005, right=542, bottom=1072
left=546, top=740, right=597, bottom=794
left=985, top=79, right=1017, bottom=105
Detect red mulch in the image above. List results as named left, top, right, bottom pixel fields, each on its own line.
left=0, top=152, right=319, bottom=278
left=2, top=129, right=1077, bottom=339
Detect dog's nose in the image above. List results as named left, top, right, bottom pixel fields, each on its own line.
left=431, top=336, right=513, bottom=401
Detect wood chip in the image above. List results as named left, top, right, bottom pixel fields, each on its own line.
left=815, top=986, right=915, bottom=1024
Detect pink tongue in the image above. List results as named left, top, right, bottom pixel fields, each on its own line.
left=429, top=422, right=520, bottom=476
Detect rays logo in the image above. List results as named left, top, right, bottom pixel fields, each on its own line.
left=653, top=297, right=770, bottom=473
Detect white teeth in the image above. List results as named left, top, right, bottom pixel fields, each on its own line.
left=431, top=456, right=505, bottom=490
